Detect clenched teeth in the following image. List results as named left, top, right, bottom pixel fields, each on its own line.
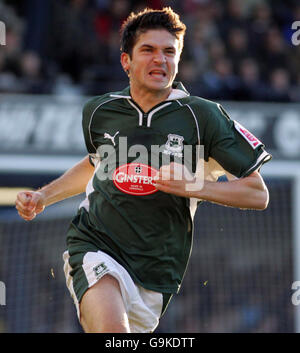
left=149, top=70, right=166, bottom=76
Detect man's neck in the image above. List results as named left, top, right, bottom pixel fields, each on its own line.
left=130, top=84, right=172, bottom=113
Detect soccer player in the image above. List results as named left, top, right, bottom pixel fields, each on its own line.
left=15, top=7, right=271, bottom=333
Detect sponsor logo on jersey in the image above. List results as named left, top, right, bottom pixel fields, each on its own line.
left=234, top=121, right=262, bottom=149
left=163, top=134, right=184, bottom=157
left=104, top=131, right=119, bottom=146
left=113, top=163, right=158, bottom=196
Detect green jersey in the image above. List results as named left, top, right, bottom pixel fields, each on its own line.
left=66, top=82, right=271, bottom=295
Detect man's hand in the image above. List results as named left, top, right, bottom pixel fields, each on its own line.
left=15, top=191, right=45, bottom=221
left=153, top=162, right=269, bottom=210
left=153, top=162, right=200, bottom=198
left=15, top=155, right=94, bottom=221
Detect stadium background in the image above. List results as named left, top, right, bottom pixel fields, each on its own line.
left=0, top=0, right=299, bottom=333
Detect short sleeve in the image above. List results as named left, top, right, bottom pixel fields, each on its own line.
left=82, top=96, right=103, bottom=167
left=203, top=103, right=271, bottom=178
left=82, top=97, right=99, bottom=153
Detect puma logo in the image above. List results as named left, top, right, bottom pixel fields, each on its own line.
left=104, top=131, right=119, bottom=146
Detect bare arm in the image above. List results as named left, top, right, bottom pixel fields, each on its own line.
left=154, top=163, right=269, bottom=210
left=37, top=155, right=94, bottom=206
left=15, top=155, right=94, bottom=220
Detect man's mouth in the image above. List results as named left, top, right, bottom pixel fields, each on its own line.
left=149, top=70, right=167, bottom=78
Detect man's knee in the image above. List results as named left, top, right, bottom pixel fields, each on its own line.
left=80, top=314, right=129, bottom=333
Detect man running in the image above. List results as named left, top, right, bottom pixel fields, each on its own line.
left=15, top=7, right=271, bottom=333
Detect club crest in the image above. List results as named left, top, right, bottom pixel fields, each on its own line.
left=93, top=262, right=109, bottom=279
left=163, top=134, right=184, bottom=157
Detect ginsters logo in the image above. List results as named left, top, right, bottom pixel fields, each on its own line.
left=113, top=163, right=158, bottom=196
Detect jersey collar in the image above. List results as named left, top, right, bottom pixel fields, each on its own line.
left=109, top=81, right=190, bottom=101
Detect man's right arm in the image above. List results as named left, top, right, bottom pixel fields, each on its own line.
left=15, top=155, right=94, bottom=221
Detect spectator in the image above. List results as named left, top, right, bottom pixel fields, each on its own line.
left=202, top=57, right=240, bottom=100
left=218, top=0, right=249, bottom=40
left=267, top=68, right=292, bottom=102
left=207, top=39, right=227, bottom=63
left=0, top=2, right=24, bottom=92
left=247, top=2, right=274, bottom=53
left=18, top=51, right=51, bottom=94
left=94, top=0, right=130, bottom=45
left=177, top=60, right=203, bottom=95
left=290, top=72, right=300, bottom=102
left=0, top=0, right=298, bottom=102
left=237, top=57, right=267, bottom=101
left=226, top=27, right=251, bottom=70
left=259, top=26, right=289, bottom=79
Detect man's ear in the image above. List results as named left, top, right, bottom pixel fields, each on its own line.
left=121, top=52, right=130, bottom=75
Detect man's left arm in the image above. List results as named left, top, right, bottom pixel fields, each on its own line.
left=154, top=163, right=269, bottom=210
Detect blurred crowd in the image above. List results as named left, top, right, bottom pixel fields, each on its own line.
left=0, top=0, right=300, bottom=101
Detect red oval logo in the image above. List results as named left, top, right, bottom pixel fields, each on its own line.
left=113, top=163, right=158, bottom=196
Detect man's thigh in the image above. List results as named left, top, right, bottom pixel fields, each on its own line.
left=63, top=249, right=165, bottom=332
left=79, top=274, right=130, bottom=333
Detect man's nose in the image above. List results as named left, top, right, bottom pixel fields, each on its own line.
left=153, top=51, right=166, bottom=64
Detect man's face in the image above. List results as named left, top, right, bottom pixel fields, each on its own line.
left=121, top=29, right=181, bottom=94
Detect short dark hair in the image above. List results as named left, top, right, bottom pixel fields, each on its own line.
left=120, top=7, right=186, bottom=57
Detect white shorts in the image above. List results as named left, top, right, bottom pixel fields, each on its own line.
left=63, top=249, right=164, bottom=333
